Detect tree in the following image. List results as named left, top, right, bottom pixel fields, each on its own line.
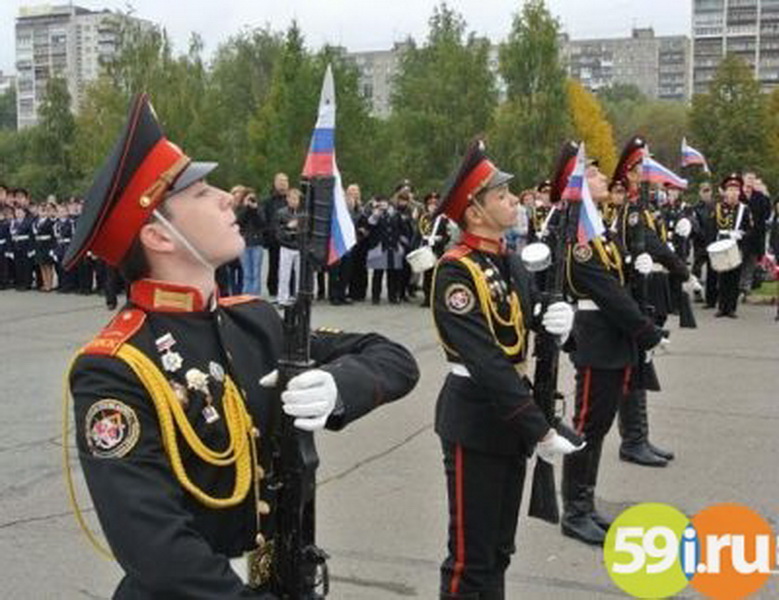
left=490, top=0, right=570, bottom=188
left=0, top=87, right=16, bottom=130
left=567, top=80, right=617, bottom=175
left=247, top=22, right=319, bottom=192
left=26, top=77, right=79, bottom=197
left=629, top=100, right=689, bottom=169
left=690, top=54, right=769, bottom=177
left=388, top=3, right=497, bottom=192
left=597, top=83, right=649, bottom=147
left=203, top=27, right=283, bottom=188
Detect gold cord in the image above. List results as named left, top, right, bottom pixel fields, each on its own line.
left=63, top=343, right=260, bottom=559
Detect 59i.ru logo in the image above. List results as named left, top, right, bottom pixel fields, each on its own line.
left=603, top=502, right=777, bottom=599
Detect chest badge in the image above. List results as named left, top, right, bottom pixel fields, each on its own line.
left=156, top=332, right=183, bottom=374
left=186, top=368, right=221, bottom=424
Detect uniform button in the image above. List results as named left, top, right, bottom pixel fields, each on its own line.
left=257, top=501, right=271, bottom=515
left=255, top=533, right=266, bottom=547
left=226, top=350, right=233, bottom=362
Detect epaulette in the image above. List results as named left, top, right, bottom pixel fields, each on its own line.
left=81, top=309, right=146, bottom=357
left=218, top=294, right=261, bottom=307
left=315, top=326, right=343, bottom=335
left=442, top=244, right=472, bottom=262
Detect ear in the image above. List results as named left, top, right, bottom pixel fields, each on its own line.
left=138, top=221, right=176, bottom=255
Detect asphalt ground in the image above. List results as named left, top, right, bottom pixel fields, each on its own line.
left=0, top=289, right=777, bottom=599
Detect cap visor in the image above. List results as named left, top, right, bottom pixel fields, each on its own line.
left=169, top=161, right=218, bottom=195
left=486, top=170, right=514, bottom=190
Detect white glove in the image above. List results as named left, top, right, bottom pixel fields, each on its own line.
left=542, top=301, right=574, bottom=339
left=645, top=337, right=670, bottom=363
left=259, top=369, right=337, bottom=431
left=683, top=274, right=703, bottom=295
left=674, top=218, right=692, bottom=238
left=634, top=252, right=654, bottom=275
left=729, top=230, right=744, bottom=241
left=536, top=430, right=586, bottom=464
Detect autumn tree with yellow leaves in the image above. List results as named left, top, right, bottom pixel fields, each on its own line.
left=566, top=80, right=617, bottom=176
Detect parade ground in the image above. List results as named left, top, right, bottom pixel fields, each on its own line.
left=1, top=291, right=777, bottom=599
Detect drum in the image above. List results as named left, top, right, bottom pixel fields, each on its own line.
left=405, top=245, right=437, bottom=273
left=707, top=238, right=742, bottom=273
left=521, top=242, right=552, bottom=273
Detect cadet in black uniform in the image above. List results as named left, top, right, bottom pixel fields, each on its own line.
left=10, top=204, right=35, bottom=290
left=63, top=94, right=419, bottom=599
left=0, top=205, right=11, bottom=289
left=54, top=203, right=76, bottom=292
left=562, top=152, right=667, bottom=546
left=611, top=137, right=689, bottom=468
left=431, top=140, right=581, bottom=599
left=706, top=173, right=754, bottom=318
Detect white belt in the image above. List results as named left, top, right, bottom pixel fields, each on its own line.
left=577, top=299, right=600, bottom=311
left=652, top=264, right=668, bottom=274
left=36, top=235, right=52, bottom=240
left=449, top=362, right=527, bottom=377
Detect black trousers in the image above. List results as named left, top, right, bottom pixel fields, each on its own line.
left=705, top=257, right=719, bottom=307
left=328, top=254, right=353, bottom=301
left=572, top=367, right=632, bottom=443
left=718, top=266, right=741, bottom=315
left=349, top=244, right=368, bottom=300
left=371, top=269, right=403, bottom=302
left=266, top=243, right=280, bottom=297
left=14, top=251, right=33, bottom=290
left=440, top=440, right=525, bottom=599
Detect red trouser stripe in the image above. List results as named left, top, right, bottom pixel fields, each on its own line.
left=450, top=444, right=466, bottom=595
left=622, top=366, right=633, bottom=396
left=576, top=368, right=593, bottom=436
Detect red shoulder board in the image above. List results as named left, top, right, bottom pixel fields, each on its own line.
left=81, top=309, right=146, bottom=356
left=218, top=294, right=261, bottom=307
left=442, top=244, right=472, bottom=262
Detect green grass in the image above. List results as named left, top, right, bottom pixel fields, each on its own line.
left=753, top=280, right=779, bottom=297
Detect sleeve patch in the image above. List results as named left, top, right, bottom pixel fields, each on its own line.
left=445, top=283, right=476, bottom=314
left=85, top=399, right=140, bottom=459
left=573, top=243, right=594, bottom=263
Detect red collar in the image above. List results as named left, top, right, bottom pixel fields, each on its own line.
left=460, top=231, right=506, bottom=255
left=130, top=279, right=212, bottom=313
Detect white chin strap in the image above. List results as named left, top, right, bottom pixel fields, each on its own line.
left=152, top=209, right=213, bottom=270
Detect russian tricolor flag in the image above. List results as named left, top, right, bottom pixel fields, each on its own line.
left=642, top=153, right=689, bottom=190
left=562, top=143, right=606, bottom=244
left=680, top=138, right=710, bottom=173
left=302, top=65, right=356, bottom=265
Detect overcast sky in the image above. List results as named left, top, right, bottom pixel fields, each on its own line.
left=0, top=0, right=692, bottom=75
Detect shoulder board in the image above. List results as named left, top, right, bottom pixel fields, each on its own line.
left=314, top=326, right=343, bottom=335
left=442, top=244, right=472, bottom=262
left=218, top=294, right=261, bottom=307
left=81, top=309, right=146, bottom=357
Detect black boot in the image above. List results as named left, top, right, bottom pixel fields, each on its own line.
left=648, top=441, right=675, bottom=461
left=585, top=438, right=613, bottom=531
left=561, top=446, right=606, bottom=546
left=618, top=390, right=668, bottom=467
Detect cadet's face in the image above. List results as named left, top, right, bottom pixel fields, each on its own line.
left=166, top=181, right=245, bottom=266
left=724, top=185, right=740, bottom=205
left=586, top=165, right=609, bottom=201
left=480, top=184, right=518, bottom=230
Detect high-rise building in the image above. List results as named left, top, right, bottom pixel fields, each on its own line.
left=561, top=28, right=691, bottom=100
left=15, top=4, right=149, bottom=129
left=692, top=0, right=779, bottom=95
left=0, top=71, right=16, bottom=96
left=347, top=44, right=406, bottom=119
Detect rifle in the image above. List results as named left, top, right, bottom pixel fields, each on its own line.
left=527, top=195, right=582, bottom=523
left=630, top=181, right=661, bottom=391
left=266, top=177, right=334, bottom=599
